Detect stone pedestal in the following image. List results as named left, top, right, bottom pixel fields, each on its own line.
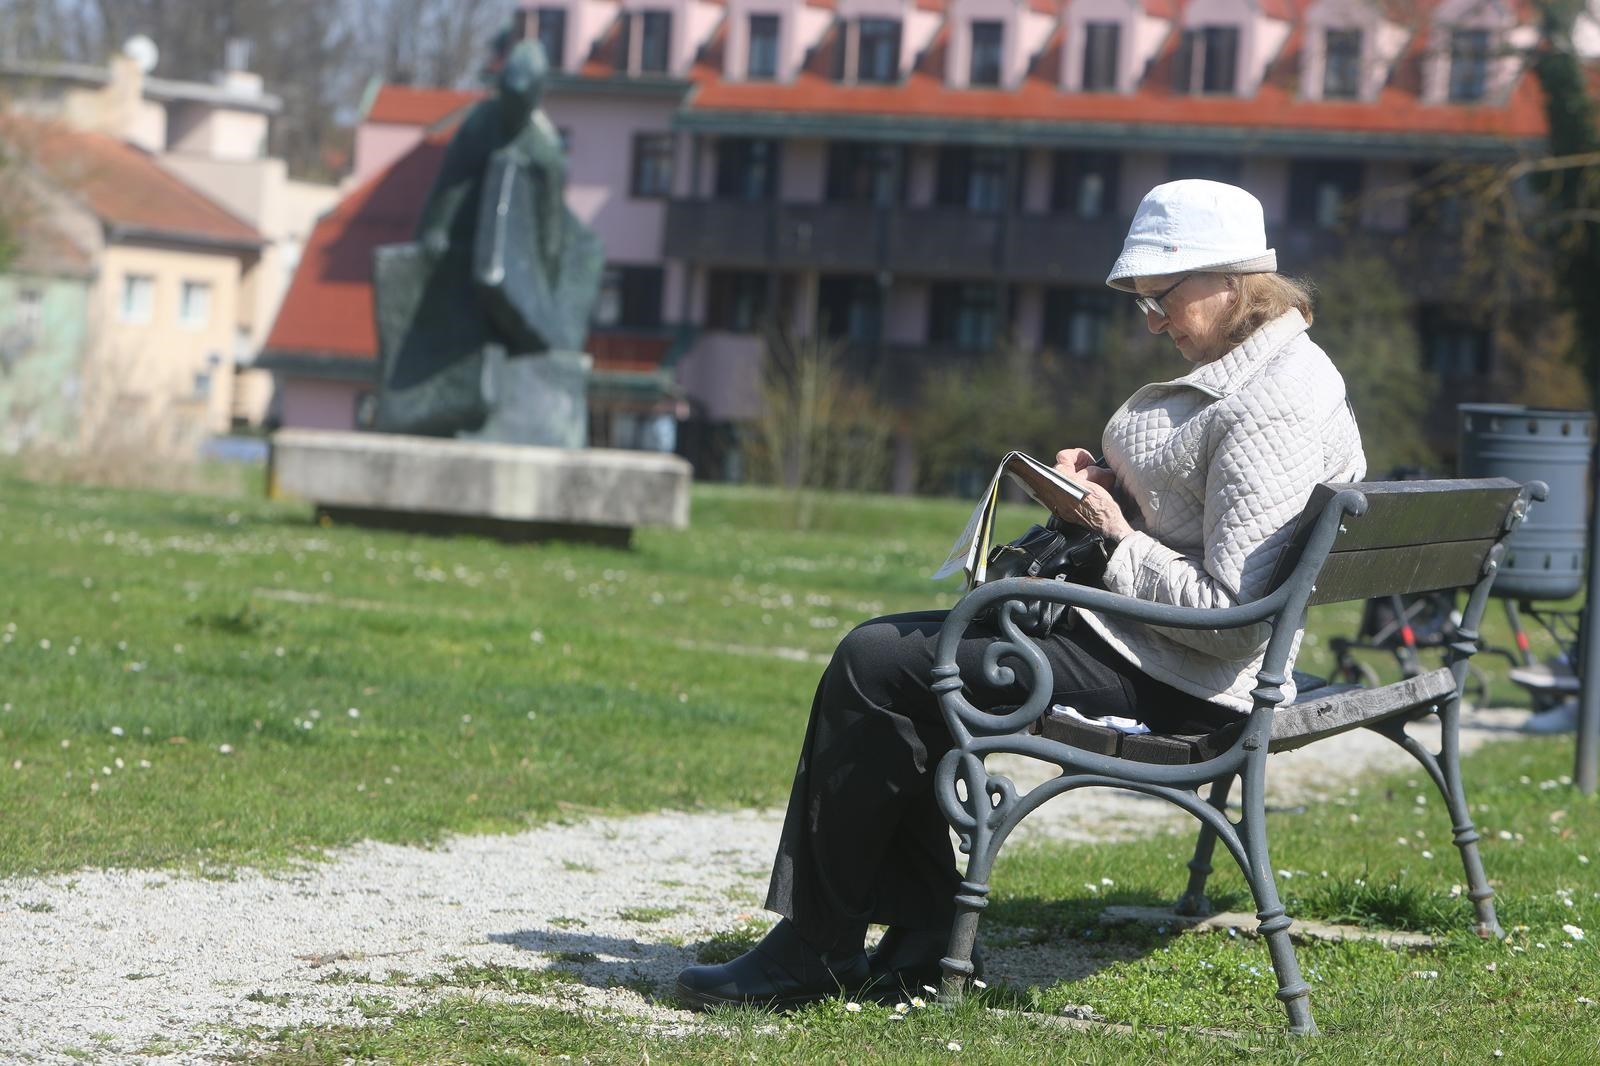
left=269, top=429, right=690, bottom=545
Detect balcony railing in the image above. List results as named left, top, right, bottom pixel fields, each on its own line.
left=665, top=200, right=1135, bottom=282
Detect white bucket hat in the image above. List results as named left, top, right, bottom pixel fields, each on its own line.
left=1106, top=179, right=1277, bottom=291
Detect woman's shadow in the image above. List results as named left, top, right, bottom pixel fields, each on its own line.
left=487, top=890, right=1196, bottom=1010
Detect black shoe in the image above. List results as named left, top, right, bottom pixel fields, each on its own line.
left=676, top=919, right=870, bottom=1011
left=865, top=926, right=985, bottom=998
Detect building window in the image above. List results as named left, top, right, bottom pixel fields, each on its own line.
left=1043, top=288, right=1114, bottom=358
left=1082, top=22, right=1120, bottom=92
left=1448, top=28, right=1490, bottom=103
left=179, top=281, right=212, bottom=329
left=1168, top=153, right=1242, bottom=184
left=1288, top=160, right=1363, bottom=229
left=706, top=271, right=769, bottom=332
left=1173, top=25, right=1239, bottom=95
left=1420, top=308, right=1489, bottom=376
left=535, top=7, right=567, bottom=67
left=826, top=142, right=902, bottom=205
left=12, top=287, right=43, bottom=349
left=929, top=282, right=1000, bottom=350
left=631, top=132, right=674, bottom=197
left=622, top=10, right=673, bottom=74
left=857, top=18, right=902, bottom=83
left=817, top=275, right=882, bottom=342
left=969, top=20, right=1003, bottom=87
left=593, top=266, right=664, bottom=328
left=747, top=14, right=779, bottom=80
left=1051, top=151, right=1119, bottom=218
left=120, top=274, right=154, bottom=324
left=1323, top=28, right=1361, bottom=100
left=936, top=147, right=1010, bottom=213
left=714, top=138, right=779, bottom=201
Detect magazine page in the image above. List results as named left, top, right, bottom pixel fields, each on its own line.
left=1001, top=452, right=1090, bottom=514
left=932, top=467, right=1004, bottom=583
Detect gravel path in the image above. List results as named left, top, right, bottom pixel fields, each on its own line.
left=0, top=707, right=1532, bottom=1064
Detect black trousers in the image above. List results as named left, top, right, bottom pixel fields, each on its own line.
left=764, top=610, right=1240, bottom=951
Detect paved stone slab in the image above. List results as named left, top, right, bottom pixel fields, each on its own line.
left=1099, top=904, right=1438, bottom=949
left=270, top=429, right=690, bottom=535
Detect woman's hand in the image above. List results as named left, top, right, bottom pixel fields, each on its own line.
left=1054, top=448, right=1132, bottom=542
left=1054, top=447, right=1114, bottom=490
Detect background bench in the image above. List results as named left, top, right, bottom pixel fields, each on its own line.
left=929, top=477, right=1542, bottom=1035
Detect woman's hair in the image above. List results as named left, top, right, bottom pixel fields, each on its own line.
left=1215, top=272, right=1315, bottom=348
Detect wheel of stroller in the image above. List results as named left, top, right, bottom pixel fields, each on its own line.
left=1337, top=658, right=1381, bottom=688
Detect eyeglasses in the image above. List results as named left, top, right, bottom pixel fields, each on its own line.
left=1134, top=274, right=1193, bottom=317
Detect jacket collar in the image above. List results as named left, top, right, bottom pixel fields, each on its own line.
left=1170, top=309, right=1310, bottom=399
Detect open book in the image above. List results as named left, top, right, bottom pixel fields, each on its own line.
left=934, top=451, right=1093, bottom=587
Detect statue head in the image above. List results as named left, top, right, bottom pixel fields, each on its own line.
left=496, top=40, right=548, bottom=128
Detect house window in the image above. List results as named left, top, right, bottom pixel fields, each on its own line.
left=929, top=282, right=1000, bottom=350
left=857, top=18, right=902, bottom=83
left=179, top=281, right=211, bottom=329
left=1288, top=160, right=1363, bottom=228
left=1420, top=308, right=1489, bottom=376
left=1043, top=288, right=1114, bottom=358
left=593, top=266, right=664, bottom=328
left=715, top=138, right=779, bottom=201
left=1323, top=28, right=1361, bottom=100
left=825, top=142, right=902, bottom=205
left=120, top=274, right=154, bottom=324
left=969, top=20, right=1003, bottom=87
left=1051, top=151, right=1119, bottom=218
left=631, top=132, right=674, bottom=198
left=1082, top=22, right=1120, bottom=92
left=817, top=275, right=882, bottom=342
left=1173, top=26, right=1239, bottom=95
left=747, top=14, right=779, bottom=80
left=706, top=271, right=769, bottom=332
left=936, top=147, right=1010, bottom=213
left=623, top=10, right=673, bottom=74
left=1448, top=28, right=1490, bottom=103
left=13, top=287, right=43, bottom=349
left=1168, top=153, right=1241, bottom=184
left=535, top=7, right=567, bottom=67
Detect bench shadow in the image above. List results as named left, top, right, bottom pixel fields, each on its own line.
left=489, top=895, right=1186, bottom=1011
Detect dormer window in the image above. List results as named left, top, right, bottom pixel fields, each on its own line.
left=748, top=14, right=779, bottom=80
left=621, top=9, right=673, bottom=75
left=1082, top=23, right=1120, bottom=93
left=1448, top=28, right=1489, bottom=102
left=857, top=18, right=902, bottom=83
left=1173, top=26, right=1239, bottom=95
left=1322, top=28, right=1361, bottom=100
left=970, top=21, right=1003, bottom=88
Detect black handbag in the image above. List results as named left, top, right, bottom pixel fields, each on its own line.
left=979, top=516, right=1110, bottom=636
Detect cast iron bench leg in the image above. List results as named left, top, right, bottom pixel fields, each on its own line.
left=1238, top=754, right=1318, bottom=1035
left=1176, top=773, right=1237, bottom=917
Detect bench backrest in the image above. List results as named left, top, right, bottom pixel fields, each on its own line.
left=1270, top=478, right=1527, bottom=607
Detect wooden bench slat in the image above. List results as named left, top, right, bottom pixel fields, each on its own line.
left=1316, top=480, right=1521, bottom=552
left=1269, top=667, right=1458, bottom=752
left=1307, top=540, right=1496, bottom=606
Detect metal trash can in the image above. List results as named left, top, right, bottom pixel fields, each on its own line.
left=1458, top=404, right=1595, bottom=601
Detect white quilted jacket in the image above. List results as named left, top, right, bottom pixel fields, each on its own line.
left=1079, top=309, right=1366, bottom=712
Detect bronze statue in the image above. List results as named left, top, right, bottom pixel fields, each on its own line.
left=371, top=39, right=603, bottom=446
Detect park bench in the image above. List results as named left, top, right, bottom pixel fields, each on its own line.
left=929, top=477, right=1543, bottom=1035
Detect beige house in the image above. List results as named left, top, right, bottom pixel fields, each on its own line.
left=2, top=118, right=262, bottom=453
left=2, top=43, right=338, bottom=427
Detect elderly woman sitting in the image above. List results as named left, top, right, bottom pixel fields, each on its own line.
left=676, top=179, right=1366, bottom=1010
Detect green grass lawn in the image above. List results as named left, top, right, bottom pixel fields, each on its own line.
left=2, top=470, right=1594, bottom=1063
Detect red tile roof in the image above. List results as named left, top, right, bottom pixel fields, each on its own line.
left=364, top=85, right=484, bottom=127
left=264, top=133, right=447, bottom=360
left=2, top=118, right=261, bottom=248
